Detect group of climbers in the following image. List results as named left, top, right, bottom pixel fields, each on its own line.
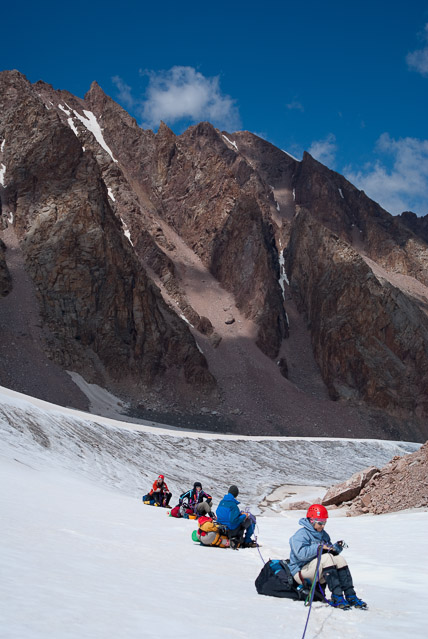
left=143, top=477, right=258, bottom=549
left=142, top=475, right=367, bottom=609
left=170, top=481, right=213, bottom=518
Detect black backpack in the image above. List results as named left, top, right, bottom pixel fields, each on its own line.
left=255, top=559, right=323, bottom=601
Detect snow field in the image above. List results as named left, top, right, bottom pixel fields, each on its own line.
left=1, top=458, right=426, bottom=639
left=0, top=385, right=426, bottom=638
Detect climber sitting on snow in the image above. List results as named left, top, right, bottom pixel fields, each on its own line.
left=170, top=481, right=212, bottom=518
left=142, top=475, right=172, bottom=507
left=216, top=485, right=257, bottom=548
left=288, top=504, right=367, bottom=609
left=195, top=502, right=230, bottom=547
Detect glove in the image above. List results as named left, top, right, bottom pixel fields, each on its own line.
left=331, top=542, right=344, bottom=555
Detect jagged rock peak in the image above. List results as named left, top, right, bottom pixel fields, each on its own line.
left=185, top=120, right=221, bottom=141
left=156, top=121, right=176, bottom=139
left=85, top=80, right=108, bottom=103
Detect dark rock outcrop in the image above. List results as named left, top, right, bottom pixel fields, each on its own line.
left=0, top=70, right=215, bottom=405
left=294, top=153, right=428, bottom=287
left=285, top=208, right=428, bottom=436
left=397, top=211, right=428, bottom=245
left=0, top=238, right=12, bottom=296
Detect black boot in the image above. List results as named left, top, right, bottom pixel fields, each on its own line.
left=324, top=567, right=350, bottom=610
left=338, top=566, right=356, bottom=598
left=323, top=567, right=342, bottom=598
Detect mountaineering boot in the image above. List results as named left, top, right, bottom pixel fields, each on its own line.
left=229, top=538, right=240, bottom=550
left=345, top=595, right=368, bottom=609
left=241, top=540, right=258, bottom=548
left=330, top=594, right=351, bottom=610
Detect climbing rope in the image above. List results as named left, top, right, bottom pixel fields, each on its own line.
left=301, top=544, right=323, bottom=639
left=254, top=520, right=267, bottom=565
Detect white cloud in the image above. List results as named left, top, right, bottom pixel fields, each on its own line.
left=308, top=133, right=337, bottom=167
left=406, top=23, right=428, bottom=76
left=111, top=76, right=135, bottom=110
left=345, top=134, right=428, bottom=215
left=140, top=66, right=241, bottom=130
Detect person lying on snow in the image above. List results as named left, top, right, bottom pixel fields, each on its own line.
left=195, top=502, right=230, bottom=547
left=288, top=504, right=367, bottom=609
left=216, top=485, right=257, bottom=548
left=143, top=475, right=172, bottom=507
left=170, top=481, right=212, bottom=518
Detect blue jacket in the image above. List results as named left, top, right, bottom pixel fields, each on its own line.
left=288, top=518, right=331, bottom=576
left=216, top=493, right=246, bottom=530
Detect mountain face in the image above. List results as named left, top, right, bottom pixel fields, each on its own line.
left=1, top=70, right=427, bottom=440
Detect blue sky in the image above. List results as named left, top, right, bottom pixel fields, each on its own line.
left=2, top=0, right=428, bottom=216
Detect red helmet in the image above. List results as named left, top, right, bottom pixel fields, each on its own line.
left=306, top=504, right=328, bottom=519
left=158, top=475, right=164, bottom=479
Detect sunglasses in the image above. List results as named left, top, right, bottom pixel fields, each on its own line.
left=313, top=519, right=327, bottom=526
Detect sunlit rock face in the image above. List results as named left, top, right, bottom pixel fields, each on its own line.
left=322, top=441, right=428, bottom=515
left=1, top=69, right=427, bottom=440
left=284, top=209, right=428, bottom=433
left=0, top=70, right=215, bottom=410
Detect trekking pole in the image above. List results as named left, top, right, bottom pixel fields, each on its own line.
left=300, top=545, right=323, bottom=639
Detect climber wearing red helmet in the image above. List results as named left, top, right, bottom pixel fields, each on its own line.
left=142, top=474, right=172, bottom=507
left=288, top=504, right=367, bottom=609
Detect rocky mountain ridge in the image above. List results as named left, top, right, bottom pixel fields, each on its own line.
left=1, top=69, right=428, bottom=440
left=320, top=441, right=428, bottom=515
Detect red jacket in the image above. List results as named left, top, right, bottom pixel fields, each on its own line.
left=150, top=479, right=169, bottom=495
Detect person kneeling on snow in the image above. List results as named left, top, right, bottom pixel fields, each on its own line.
left=216, top=485, right=257, bottom=549
left=143, top=475, right=172, bottom=507
left=196, top=502, right=230, bottom=547
left=170, top=481, right=213, bottom=518
left=288, top=504, right=367, bottom=609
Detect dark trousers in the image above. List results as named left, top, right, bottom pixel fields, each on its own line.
left=153, top=491, right=172, bottom=506
left=228, top=519, right=255, bottom=542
